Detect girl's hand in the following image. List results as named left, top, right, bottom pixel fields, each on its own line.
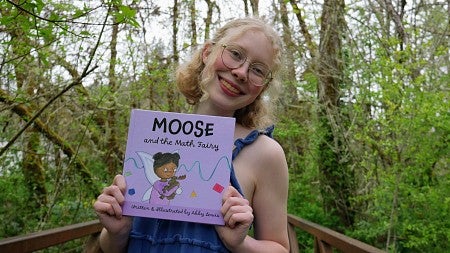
left=93, top=175, right=133, bottom=236
left=215, top=186, right=253, bottom=251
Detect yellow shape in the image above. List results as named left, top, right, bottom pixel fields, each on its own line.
left=190, top=190, right=197, bottom=198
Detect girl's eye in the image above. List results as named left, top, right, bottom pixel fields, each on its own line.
left=250, top=64, right=269, bottom=77
left=229, top=48, right=244, bottom=61
left=164, top=168, right=168, bottom=172
left=251, top=66, right=264, bottom=77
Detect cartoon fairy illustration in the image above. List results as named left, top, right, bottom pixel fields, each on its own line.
left=138, top=151, right=186, bottom=205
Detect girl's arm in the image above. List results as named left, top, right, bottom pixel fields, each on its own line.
left=217, top=137, right=289, bottom=253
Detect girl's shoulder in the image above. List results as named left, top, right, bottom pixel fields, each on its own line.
left=253, top=134, right=285, bottom=159
left=237, top=129, right=285, bottom=168
left=235, top=124, right=284, bottom=154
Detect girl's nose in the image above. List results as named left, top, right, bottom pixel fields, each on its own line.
left=231, top=62, right=249, bottom=82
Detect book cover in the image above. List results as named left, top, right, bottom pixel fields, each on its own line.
left=121, top=109, right=235, bottom=225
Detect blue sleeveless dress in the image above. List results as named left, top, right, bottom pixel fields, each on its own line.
left=127, top=126, right=274, bottom=253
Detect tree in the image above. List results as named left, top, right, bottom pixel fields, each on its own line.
left=7, top=3, right=48, bottom=211
left=315, top=0, right=356, bottom=228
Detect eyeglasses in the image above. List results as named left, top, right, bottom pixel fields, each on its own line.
left=221, top=44, right=272, bottom=86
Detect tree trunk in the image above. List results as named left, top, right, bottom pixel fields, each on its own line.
left=242, top=0, right=249, bottom=16
left=277, top=0, right=298, bottom=105
left=105, top=7, right=121, bottom=176
left=168, top=0, right=179, bottom=112
left=9, top=11, right=48, bottom=211
left=203, top=0, right=215, bottom=40
left=189, top=0, right=197, bottom=46
left=23, top=128, right=48, bottom=209
left=316, top=0, right=355, bottom=228
left=289, top=0, right=317, bottom=58
left=249, top=0, right=259, bottom=16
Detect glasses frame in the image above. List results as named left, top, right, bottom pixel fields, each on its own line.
left=220, top=44, right=272, bottom=86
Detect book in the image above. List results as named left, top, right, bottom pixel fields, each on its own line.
left=121, top=109, right=236, bottom=225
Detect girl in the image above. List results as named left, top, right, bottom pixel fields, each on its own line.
left=94, top=17, right=289, bottom=253
left=149, top=152, right=184, bottom=204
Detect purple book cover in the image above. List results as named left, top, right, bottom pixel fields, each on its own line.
left=122, top=109, right=235, bottom=225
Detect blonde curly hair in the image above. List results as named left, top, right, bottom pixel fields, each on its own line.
left=176, top=17, right=283, bottom=129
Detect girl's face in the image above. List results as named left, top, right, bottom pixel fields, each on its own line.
left=155, top=162, right=177, bottom=180
left=200, top=30, right=274, bottom=117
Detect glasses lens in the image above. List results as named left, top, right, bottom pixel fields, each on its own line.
left=222, top=46, right=245, bottom=69
left=248, top=63, right=270, bottom=86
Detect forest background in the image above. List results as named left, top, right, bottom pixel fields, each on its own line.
left=0, top=0, right=448, bottom=252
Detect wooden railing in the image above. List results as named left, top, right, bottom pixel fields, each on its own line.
left=0, top=220, right=102, bottom=253
left=0, top=214, right=385, bottom=253
left=287, top=214, right=385, bottom=253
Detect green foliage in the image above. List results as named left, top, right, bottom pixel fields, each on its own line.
left=349, top=175, right=450, bottom=252
left=0, top=170, right=32, bottom=237
left=115, top=5, right=139, bottom=28
left=279, top=3, right=450, bottom=251
left=339, top=17, right=450, bottom=250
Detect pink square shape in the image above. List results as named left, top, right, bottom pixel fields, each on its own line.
left=213, top=183, right=224, bottom=193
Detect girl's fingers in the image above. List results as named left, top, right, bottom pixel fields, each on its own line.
left=223, top=205, right=253, bottom=228
left=113, top=174, right=127, bottom=193
left=94, top=176, right=127, bottom=219
left=103, top=184, right=125, bottom=205
left=95, top=194, right=123, bottom=218
left=221, top=186, right=253, bottom=228
left=221, top=195, right=250, bottom=215
left=226, top=211, right=253, bottom=228
left=222, top=185, right=242, bottom=201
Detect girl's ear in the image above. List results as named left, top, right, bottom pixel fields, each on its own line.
left=202, top=43, right=212, bottom=64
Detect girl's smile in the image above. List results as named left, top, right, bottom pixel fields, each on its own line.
left=219, top=76, right=243, bottom=96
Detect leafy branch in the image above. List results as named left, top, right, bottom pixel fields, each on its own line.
left=0, top=4, right=111, bottom=157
